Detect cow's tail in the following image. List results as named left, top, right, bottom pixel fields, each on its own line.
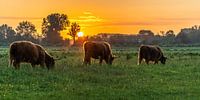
left=8, top=43, right=16, bottom=67
left=8, top=57, right=13, bottom=67
left=83, top=41, right=88, bottom=64
left=137, top=47, right=142, bottom=65
left=8, top=50, right=13, bottom=67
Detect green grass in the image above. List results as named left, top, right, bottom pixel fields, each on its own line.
left=0, top=47, right=200, bottom=99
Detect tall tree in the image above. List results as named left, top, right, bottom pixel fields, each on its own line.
left=162, top=30, right=176, bottom=44
left=68, top=22, right=80, bottom=44
left=0, top=24, right=7, bottom=41
left=138, top=30, right=154, bottom=36
left=165, top=30, right=175, bottom=37
left=176, top=32, right=190, bottom=44
left=16, top=21, right=37, bottom=41
left=42, top=13, right=70, bottom=45
left=0, top=24, right=16, bottom=42
left=160, top=31, right=165, bottom=36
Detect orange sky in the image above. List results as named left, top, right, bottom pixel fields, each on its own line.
left=1, top=0, right=200, bottom=37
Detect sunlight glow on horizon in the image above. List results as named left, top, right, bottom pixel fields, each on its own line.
left=77, top=32, right=84, bottom=37
left=1, top=0, right=200, bottom=37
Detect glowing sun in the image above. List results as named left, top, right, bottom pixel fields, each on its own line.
left=77, top=32, right=84, bottom=37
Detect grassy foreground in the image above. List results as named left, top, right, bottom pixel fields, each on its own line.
left=0, top=47, right=200, bottom=99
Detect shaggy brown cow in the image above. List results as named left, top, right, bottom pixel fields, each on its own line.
left=83, top=41, right=115, bottom=65
left=137, top=45, right=167, bottom=65
left=9, top=41, right=55, bottom=69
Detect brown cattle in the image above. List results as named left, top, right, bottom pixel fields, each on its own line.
left=137, top=45, right=167, bottom=65
left=9, top=41, right=55, bottom=69
left=83, top=41, right=115, bottom=65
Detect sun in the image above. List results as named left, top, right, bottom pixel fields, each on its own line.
left=77, top=32, right=84, bottom=37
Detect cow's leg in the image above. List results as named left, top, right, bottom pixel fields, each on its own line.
left=13, top=61, right=20, bottom=69
left=9, top=59, right=13, bottom=67
left=105, top=58, right=109, bottom=64
left=31, top=63, right=36, bottom=68
left=39, top=57, right=46, bottom=68
left=83, top=57, right=88, bottom=65
left=104, top=55, right=111, bottom=65
left=84, top=56, right=91, bottom=65
left=145, top=59, right=149, bottom=65
left=40, top=63, right=45, bottom=69
left=88, top=58, right=91, bottom=65
left=154, top=60, right=159, bottom=64
left=99, top=57, right=103, bottom=65
left=138, top=57, right=143, bottom=65
left=84, top=51, right=90, bottom=65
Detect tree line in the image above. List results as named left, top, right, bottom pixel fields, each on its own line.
left=88, top=26, right=200, bottom=47
left=0, top=13, right=80, bottom=46
left=1, top=12, right=200, bottom=46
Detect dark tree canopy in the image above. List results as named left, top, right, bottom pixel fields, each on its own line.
left=68, top=22, right=80, bottom=44
left=0, top=24, right=16, bottom=42
left=166, top=30, right=175, bottom=37
left=42, top=13, right=70, bottom=45
left=138, top=30, right=154, bottom=36
left=176, top=32, right=190, bottom=44
left=0, top=25, right=7, bottom=40
left=175, top=27, right=200, bottom=44
left=16, top=21, right=37, bottom=41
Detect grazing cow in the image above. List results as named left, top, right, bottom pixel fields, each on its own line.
left=9, top=41, right=55, bottom=69
left=83, top=41, right=115, bottom=65
left=137, top=45, right=167, bottom=65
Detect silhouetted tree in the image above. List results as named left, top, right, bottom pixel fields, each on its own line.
left=161, top=30, right=176, bottom=44
left=175, top=26, right=200, bottom=44
left=68, top=22, right=80, bottom=44
left=160, top=31, right=165, bottom=36
left=0, top=25, right=7, bottom=41
left=0, top=24, right=16, bottom=43
left=138, top=30, right=154, bottom=36
left=42, top=13, right=70, bottom=45
left=165, top=30, right=175, bottom=37
left=176, top=32, right=190, bottom=44
left=16, top=21, right=37, bottom=41
left=193, top=25, right=199, bottom=30
left=138, top=30, right=154, bottom=44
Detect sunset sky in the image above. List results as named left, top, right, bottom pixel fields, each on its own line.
left=1, top=0, right=200, bottom=37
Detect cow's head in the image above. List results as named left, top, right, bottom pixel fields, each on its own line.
left=108, top=55, right=118, bottom=65
left=45, top=55, right=55, bottom=69
left=160, top=56, right=167, bottom=64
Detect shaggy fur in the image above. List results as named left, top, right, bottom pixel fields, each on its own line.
left=83, top=41, right=115, bottom=65
left=138, top=45, right=167, bottom=65
left=9, top=41, right=55, bottom=69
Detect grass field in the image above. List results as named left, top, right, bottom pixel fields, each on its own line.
left=0, top=47, right=200, bottom=99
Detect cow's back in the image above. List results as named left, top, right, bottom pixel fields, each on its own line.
left=10, top=41, right=39, bottom=62
left=102, top=42, right=112, bottom=58
left=139, top=45, right=161, bottom=60
left=84, top=41, right=105, bottom=59
left=35, top=44, right=46, bottom=64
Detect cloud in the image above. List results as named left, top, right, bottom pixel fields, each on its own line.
left=70, top=12, right=103, bottom=23
left=79, top=16, right=97, bottom=19
left=83, top=12, right=92, bottom=15
left=0, top=16, right=42, bottom=20
left=99, top=22, right=153, bottom=26
left=157, top=17, right=200, bottom=21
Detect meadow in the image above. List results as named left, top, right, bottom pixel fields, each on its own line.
left=0, top=47, right=200, bottom=99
